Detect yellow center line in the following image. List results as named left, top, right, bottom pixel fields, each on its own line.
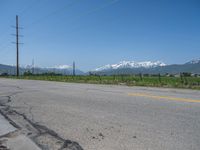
left=128, top=93, right=200, bottom=103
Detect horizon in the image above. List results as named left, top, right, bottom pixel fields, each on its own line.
left=1, top=58, right=200, bottom=72
left=0, top=0, right=200, bottom=71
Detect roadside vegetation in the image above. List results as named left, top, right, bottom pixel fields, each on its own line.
left=1, top=71, right=200, bottom=90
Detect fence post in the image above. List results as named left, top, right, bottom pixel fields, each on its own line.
left=113, top=75, right=116, bottom=81
left=158, top=73, right=161, bottom=83
left=139, top=73, right=143, bottom=81
left=121, top=75, right=124, bottom=82
left=180, top=73, right=184, bottom=85
left=98, top=75, right=101, bottom=83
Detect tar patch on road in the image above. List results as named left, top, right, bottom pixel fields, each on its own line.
left=0, top=141, right=9, bottom=150
left=0, top=94, right=83, bottom=150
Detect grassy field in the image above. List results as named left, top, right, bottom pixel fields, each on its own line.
left=3, top=75, right=200, bottom=90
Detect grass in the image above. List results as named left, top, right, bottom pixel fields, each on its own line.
left=2, top=75, right=200, bottom=90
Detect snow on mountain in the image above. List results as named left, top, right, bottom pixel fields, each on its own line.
left=46, top=65, right=85, bottom=75
left=48, top=65, right=72, bottom=69
left=186, top=59, right=200, bottom=64
left=95, top=61, right=166, bottom=71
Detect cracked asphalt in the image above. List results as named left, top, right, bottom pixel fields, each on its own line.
left=0, top=78, right=200, bottom=150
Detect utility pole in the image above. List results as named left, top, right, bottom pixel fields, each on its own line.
left=32, top=58, right=34, bottom=74
left=12, top=15, right=23, bottom=76
left=16, top=15, right=19, bottom=76
left=73, top=61, right=75, bottom=76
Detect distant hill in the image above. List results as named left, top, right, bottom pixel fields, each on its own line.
left=91, top=59, right=200, bottom=75
left=1, top=59, right=200, bottom=76
left=0, top=64, right=85, bottom=75
left=0, top=64, right=16, bottom=75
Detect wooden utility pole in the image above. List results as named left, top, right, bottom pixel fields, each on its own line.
left=16, top=15, right=19, bottom=76
left=73, top=61, right=75, bottom=76
left=32, top=59, right=34, bottom=74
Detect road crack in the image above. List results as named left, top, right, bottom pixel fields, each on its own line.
left=0, top=94, right=83, bottom=150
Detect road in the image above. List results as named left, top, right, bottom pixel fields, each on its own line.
left=0, top=78, right=200, bottom=150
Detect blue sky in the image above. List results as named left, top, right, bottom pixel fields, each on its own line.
left=0, top=0, right=200, bottom=71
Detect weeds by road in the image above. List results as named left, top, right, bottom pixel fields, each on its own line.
left=2, top=75, right=200, bottom=90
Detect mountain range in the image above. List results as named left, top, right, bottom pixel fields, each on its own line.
left=0, top=64, right=84, bottom=75
left=94, top=61, right=166, bottom=71
left=0, top=59, right=200, bottom=75
left=91, top=59, right=200, bottom=75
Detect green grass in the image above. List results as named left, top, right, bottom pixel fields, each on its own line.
left=2, top=75, right=200, bottom=90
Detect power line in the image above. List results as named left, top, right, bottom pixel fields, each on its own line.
left=27, top=0, right=119, bottom=28
left=0, top=1, right=78, bottom=68
left=0, top=0, right=120, bottom=69
left=26, top=0, right=81, bottom=28
left=35, top=0, right=120, bottom=40
left=66, top=0, right=120, bottom=34
left=0, top=43, right=13, bottom=57
left=76, top=0, right=120, bottom=19
left=0, top=0, right=42, bottom=50
left=0, top=19, right=15, bottom=41
left=24, top=0, right=120, bottom=39
left=19, top=0, right=43, bottom=18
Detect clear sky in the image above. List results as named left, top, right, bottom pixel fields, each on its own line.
left=0, top=0, right=200, bottom=71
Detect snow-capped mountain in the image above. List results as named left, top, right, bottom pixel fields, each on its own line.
left=95, top=61, right=166, bottom=71
left=185, top=58, right=200, bottom=65
left=1, top=58, right=200, bottom=75
left=48, top=65, right=72, bottom=69
left=0, top=64, right=85, bottom=75
left=44, top=65, right=84, bottom=75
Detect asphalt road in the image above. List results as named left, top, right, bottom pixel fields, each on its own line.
left=0, top=78, right=200, bottom=150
